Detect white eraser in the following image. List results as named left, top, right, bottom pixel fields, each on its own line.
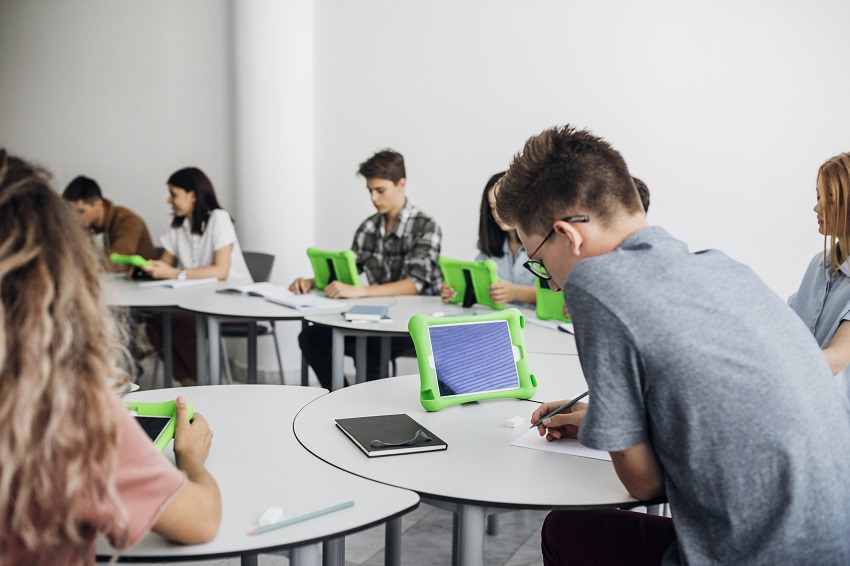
left=430, top=311, right=445, bottom=317
left=258, top=507, right=283, bottom=526
left=505, top=416, right=525, bottom=428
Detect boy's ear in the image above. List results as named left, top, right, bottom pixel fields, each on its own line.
left=554, top=220, right=583, bottom=256
left=396, top=178, right=406, bottom=190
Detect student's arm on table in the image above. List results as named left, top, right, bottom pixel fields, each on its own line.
left=488, top=281, right=536, bottom=306
left=144, top=245, right=233, bottom=281
left=289, top=277, right=316, bottom=294
left=440, top=282, right=456, bottom=303
left=325, top=278, right=417, bottom=298
left=152, top=397, right=221, bottom=544
left=610, top=442, right=665, bottom=502
left=531, top=400, right=664, bottom=502
left=823, top=321, right=850, bottom=375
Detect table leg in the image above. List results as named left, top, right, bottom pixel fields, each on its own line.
left=355, top=336, right=367, bottom=384
left=194, top=313, right=207, bottom=386
left=331, top=328, right=344, bottom=391
left=322, top=537, right=344, bottom=566
left=301, top=320, right=310, bottom=386
left=379, top=336, right=390, bottom=379
left=248, top=321, right=258, bottom=384
left=208, top=316, right=221, bottom=386
left=291, top=543, right=321, bottom=566
left=162, top=311, right=173, bottom=388
left=456, top=504, right=486, bottom=566
left=385, top=516, right=402, bottom=566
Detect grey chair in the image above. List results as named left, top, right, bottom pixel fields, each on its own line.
left=220, top=251, right=285, bottom=384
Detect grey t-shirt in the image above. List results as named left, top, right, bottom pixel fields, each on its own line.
left=567, top=226, right=850, bottom=565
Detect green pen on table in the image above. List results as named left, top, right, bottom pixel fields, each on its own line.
left=247, top=501, right=355, bottom=536
left=532, top=391, right=589, bottom=428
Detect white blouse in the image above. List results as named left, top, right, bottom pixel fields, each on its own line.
left=160, top=208, right=253, bottom=285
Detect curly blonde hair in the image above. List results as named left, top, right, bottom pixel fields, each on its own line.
left=0, top=150, right=131, bottom=563
left=818, top=152, right=850, bottom=275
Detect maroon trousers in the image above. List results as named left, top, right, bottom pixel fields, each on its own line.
left=146, top=312, right=197, bottom=385
left=542, top=510, right=676, bottom=566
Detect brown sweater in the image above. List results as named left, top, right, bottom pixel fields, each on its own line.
left=95, top=199, right=157, bottom=272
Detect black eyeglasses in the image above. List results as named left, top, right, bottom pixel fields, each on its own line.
left=522, top=216, right=590, bottom=280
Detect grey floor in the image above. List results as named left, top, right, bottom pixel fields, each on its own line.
left=122, top=354, right=549, bottom=565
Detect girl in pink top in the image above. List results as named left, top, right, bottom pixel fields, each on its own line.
left=0, top=151, right=221, bottom=564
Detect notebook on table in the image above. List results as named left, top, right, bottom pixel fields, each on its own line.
left=335, top=413, right=447, bottom=457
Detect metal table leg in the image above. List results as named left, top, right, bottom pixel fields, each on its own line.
left=162, top=311, right=173, bottom=388
left=385, top=516, right=402, bottom=566
left=355, top=336, right=367, bottom=384
left=194, top=313, right=207, bottom=386
left=331, top=328, right=345, bottom=391
left=248, top=321, right=258, bottom=384
left=208, top=316, right=221, bottom=385
left=322, top=537, right=344, bottom=566
left=456, top=504, right=486, bottom=566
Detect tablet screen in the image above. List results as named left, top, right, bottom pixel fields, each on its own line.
left=134, top=415, right=172, bottom=444
left=428, top=320, right=519, bottom=397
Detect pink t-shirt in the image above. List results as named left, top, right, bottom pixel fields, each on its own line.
left=4, top=397, right=186, bottom=564
left=104, top=396, right=187, bottom=548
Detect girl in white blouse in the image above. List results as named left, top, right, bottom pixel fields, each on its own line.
left=144, top=167, right=251, bottom=285
left=144, top=167, right=252, bottom=385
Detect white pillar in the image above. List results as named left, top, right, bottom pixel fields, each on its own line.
left=230, top=0, right=315, bottom=381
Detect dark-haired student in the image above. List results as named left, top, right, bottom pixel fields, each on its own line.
left=62, top=175, right=156, bottom=272
left=441, top=171, right=536, bottom=307
left=495, top=125, right=850, bottom=565
left=291, top=149, right=442, bottom=389
left=143, top=167, right=252, bottom=385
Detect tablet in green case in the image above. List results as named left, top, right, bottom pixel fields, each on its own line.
left=307, top=248, right=360, bottom=290
left=438, top=257, right=502, bottom=310
left=109, top=253, right=152, bottom=268
left=535, top=277, right=571, bottom=323
left=123, top=399, right=195, bottom=452
left=408, top=308, right=537, bottom=411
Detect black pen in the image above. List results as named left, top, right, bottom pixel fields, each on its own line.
left=532, top=390, right=589, bottom=428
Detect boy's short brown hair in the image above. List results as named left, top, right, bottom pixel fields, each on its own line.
left=357, top=149, right=406, bottom=184
left=496, top=125, right=643, bottom=235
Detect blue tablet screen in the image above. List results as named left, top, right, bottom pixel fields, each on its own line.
left=428, top=320, right=519, bottom=397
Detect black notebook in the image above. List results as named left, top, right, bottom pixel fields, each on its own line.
left=335, top=413, right=448, bottom=457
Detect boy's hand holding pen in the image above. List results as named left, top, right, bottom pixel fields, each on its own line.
left=531, top=391, right=589, bottom=442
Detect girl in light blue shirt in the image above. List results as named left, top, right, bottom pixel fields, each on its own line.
left=441, top=172, right=537, bottom=306
left=789, top=152, right=850, bottom=397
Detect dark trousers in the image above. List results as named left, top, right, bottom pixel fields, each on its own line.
left=542, top=509, right=676, bottom=566
left=298, top=323, right=415, bottom=389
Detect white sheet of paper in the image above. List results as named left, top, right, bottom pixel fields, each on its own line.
left=511, top=427, right=612, bottom=461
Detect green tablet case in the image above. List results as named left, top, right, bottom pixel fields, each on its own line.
left=109, top=253, right=152, bottom=268
left=123, top=399, right=195, bottom=452
left=408, top=308, right=537, bottom=411
left=438, top=257, right=502, bottom=310
left=307, top=248, right=360, bottom=290
left=535, top=278, right=571, bottom=323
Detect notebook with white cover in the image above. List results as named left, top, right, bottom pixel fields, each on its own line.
left=217, top=282, right=279, bottom=296
left=264, top=291, right=344, bottom=310
left=138, top=277, right=218, bottom=289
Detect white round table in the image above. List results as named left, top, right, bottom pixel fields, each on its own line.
left=294, top=375, right=641, bottom=566
left=97, top=385, right=419, bottom=566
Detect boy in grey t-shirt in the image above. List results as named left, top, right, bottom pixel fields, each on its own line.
left=495, top=125, right=850, bottom=565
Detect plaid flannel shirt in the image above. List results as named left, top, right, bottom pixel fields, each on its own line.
left=351, top=199, right=442, bottom=295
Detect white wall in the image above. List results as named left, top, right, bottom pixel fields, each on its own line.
left=314, top=0, right=850, bottom=299
left=0, top=0, right=234, bottom=242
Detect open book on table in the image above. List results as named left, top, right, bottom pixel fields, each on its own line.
left=138, top=277, right=218, bottom=289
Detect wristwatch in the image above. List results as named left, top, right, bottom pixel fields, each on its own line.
left=177, top=270, right=187, bottom=281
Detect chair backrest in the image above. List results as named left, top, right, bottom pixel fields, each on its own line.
left=243, top=251, right=275, bottom=282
